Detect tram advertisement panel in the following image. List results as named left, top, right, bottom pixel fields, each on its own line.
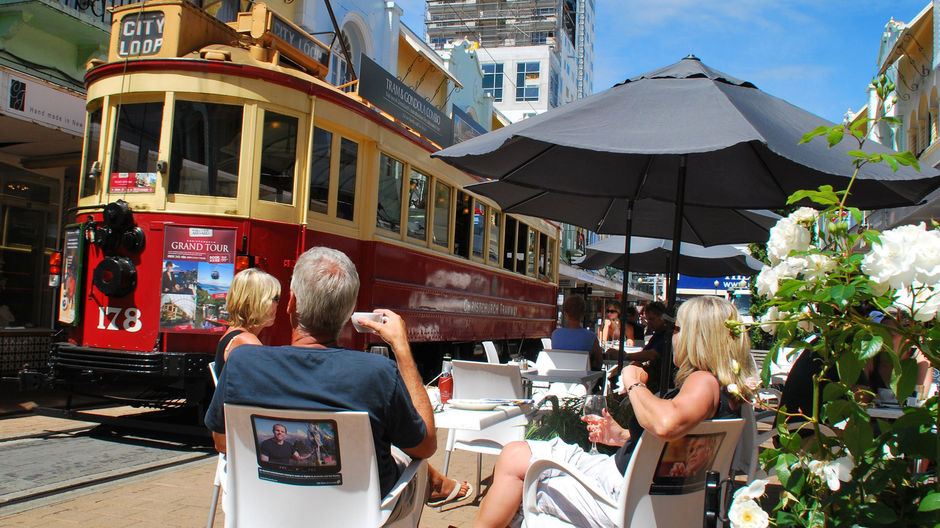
left=58, top=225, right=85, bottom=325
left=160, top=225, right=235, bottom=333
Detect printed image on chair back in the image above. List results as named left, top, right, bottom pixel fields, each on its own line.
left=649, top=432, right=724, bottom=495
left=250, top=415, right=342, bottom=486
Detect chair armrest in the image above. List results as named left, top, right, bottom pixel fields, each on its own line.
left=380, top=458, right=427, bottom=510
left=522, top=458, right=618, bottom=521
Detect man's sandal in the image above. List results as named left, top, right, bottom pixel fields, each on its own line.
left=426, top=480, right=473, bottom=507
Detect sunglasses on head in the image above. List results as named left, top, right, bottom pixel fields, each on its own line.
left=607, top=309, right=618, bottom=314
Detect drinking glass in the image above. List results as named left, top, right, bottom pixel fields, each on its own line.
left=582, top=395, right=607, bottom=454
left=371, top=345, right=389, bottom=358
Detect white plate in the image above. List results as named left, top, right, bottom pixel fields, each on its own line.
left=447, top=399, right=501, bottom=411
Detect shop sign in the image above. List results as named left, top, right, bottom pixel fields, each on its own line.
left=58, top=225, right=86, bottom=325
left=0, top=69, right=84, bottom=136
left=109, top=172, right=157, bottom=194
left=117, top=11, right=165, bottom=57
left=359, top=55, right=454, bottom=148
left=160, top=226, right=236, bottom=333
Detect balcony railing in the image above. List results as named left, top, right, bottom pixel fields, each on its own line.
left=55, top=0, right=138, bottom=27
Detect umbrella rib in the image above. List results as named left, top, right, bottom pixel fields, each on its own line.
left=595, top=198, right=617, bottom=232
left=503, top=190, right=549, bottom=211
left=501, top=143, right=557, bottom=183
left=631, top=154, right=655, bottom=198
left=747, top=141, right=789, bottom=201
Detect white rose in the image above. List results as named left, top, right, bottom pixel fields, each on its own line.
left=893, top=283, right=940, bottom=322
left=802, top=254, right=837, bottom=282
left=796, top=305, right=815, bottom=333
left=726, top=383, right=741, bottom=396
left=732, top=478, right=769, bottom=502
left=768, top=218, right=811, bottom=265
left=863, top=224, right=920, bottom=291
left=807, top=456, right=852, bottom=491
left=755, top=266, right=779, bottom=298
left=911, top=226, right=940, bottom=285
left=789, top=207, right=818, bottom=225
left=728, top=498, right=770, bottom=528
left=759, top=306, right=779, bottom=335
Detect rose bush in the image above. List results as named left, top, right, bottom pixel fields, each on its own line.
left=733, top=77, right=940, bottom=528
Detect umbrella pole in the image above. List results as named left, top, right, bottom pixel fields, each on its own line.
left=617, top=201, right=634, bottom=375
left=660, top=155, right=687, bottom=394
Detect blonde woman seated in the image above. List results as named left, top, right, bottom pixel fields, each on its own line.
left=472, top=296, right=755, bottom=528
left=214, top=268, right=281, bottom=377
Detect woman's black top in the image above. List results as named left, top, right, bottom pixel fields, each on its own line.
left=613, top=385, right=739, bottom=475
left=214, top=329, right=244, bottom=378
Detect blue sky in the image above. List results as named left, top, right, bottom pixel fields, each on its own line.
left=397, top=0, right=928, bottom=123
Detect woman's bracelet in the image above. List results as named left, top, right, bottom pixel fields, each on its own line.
left=626, top=381, right=646, bottom=397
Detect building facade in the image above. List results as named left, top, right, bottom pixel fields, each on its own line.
left=425, top=0, right=595, bottom=122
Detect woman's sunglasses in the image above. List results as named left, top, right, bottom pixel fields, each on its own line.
left=606, top=309, right=619, bottom=314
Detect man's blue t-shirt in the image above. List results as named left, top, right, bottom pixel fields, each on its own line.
left=550, top=327, right=597, bottom=351
left=205, top=344, right=427, bottom=496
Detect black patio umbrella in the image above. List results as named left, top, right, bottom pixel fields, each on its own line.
left=433, top=55, right=940, bottom=391
left=578, top=236, right=764, bottom=277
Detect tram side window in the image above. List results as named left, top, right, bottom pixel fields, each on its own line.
left=472, top=203, right=485, bottom=259
left=308, top=127, right=331, bottom=214
left=80, top=107, right=102, bottom=198
left=517, top=223, right=529, bottom=274
left=488, top=210, right=500, bottom=265
left=407, top=170, right=428, bottom=240
left=527, top=227, right=537, bottom=276
left=259, top=111, right=298, bottom=204
left=546, top=234, right=555, bottom=280
left=337, top=138, right=358, bottom=221
left=109, top=102, right=163, bottom=183
left=453, top=191, right=472, bottom=258
left=377, top=154, right=403, bottom=233
left=433, top=181, right=451, bottom=247
left=538, top=232, right=548, bottom=278
left=503, top=216, right=517, bottom=271
left=170, top=101, right=242, bottom=197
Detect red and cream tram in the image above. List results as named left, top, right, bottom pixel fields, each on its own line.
left=46, top=1, right=559, bottom=407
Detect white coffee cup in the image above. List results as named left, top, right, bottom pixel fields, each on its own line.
left=351, top=312, right=389, bottom=333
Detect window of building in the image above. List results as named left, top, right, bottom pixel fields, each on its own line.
left=170, top=101, right=242, bottom=197
left=488, top=209, right=500, bottom=265
left=110, top=101, right=163, bottom=182
left=337, top=138, right=358, bottom=221
left=308, top=127, right=332, bottom=214
left=407, top=170, right=429, bottom=240
left=80, top=107, right=102, bottom=198
left=516, top=62, right=540, bottom=101
left=482, top=63, right=504, bottom=102
left=549, top=68, right=559, bottom=108
left=258, top=111, right=297, bottom=204
left=472, top=203, right=485, bottom=259
left=377, top=153, right=403, bottom=233
left=433, top=181, right=451, bottom=247
left=531, top=31, right=552, bottom=45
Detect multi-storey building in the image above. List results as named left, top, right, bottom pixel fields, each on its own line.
left=425, top=0, right=595, bottom=123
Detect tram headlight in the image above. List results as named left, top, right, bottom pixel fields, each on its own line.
left=92, top=200, right=146, bottom=253
left=93, top=256, right=137, bottom=298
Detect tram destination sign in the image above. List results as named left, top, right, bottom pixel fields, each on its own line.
left=269, top=14, right=329, bottom=67
left=117, top=11, right=164, bottom=57
left=359, top=55, right=454, bottom=148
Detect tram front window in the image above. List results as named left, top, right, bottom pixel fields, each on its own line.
left=170, top=101, right=242, bottom=197
left=259, top=111, right=297, bottom=204
left=308, top=127, right=332, bottom=214
left=377, top=154, right=403, bottom=233
left=337, top=138, right=358, bottom=221
left=109, top=102, right=163, bottom=181
left=407, top=170, right=428, bottom=239
left=81, top=107, right=102, bottom=198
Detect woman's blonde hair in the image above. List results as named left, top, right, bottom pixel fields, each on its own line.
left=227, top=268, right=281, bottom=329
left=673, top=296, right=756, bottom=402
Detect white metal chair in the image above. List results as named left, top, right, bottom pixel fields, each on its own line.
left=442, top=360, right=529, bottom=501
left=482, top=340, right=501, bottom=364
left=532, top=349, right=591, bottom=399
left=521, top=418, right=745, bottom=528
left=541, top=337, right=552, bottom=349
left=224, top=404, right=427, bottom=527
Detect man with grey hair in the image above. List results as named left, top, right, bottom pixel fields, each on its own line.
left=205, top=246, right=438, bottom=500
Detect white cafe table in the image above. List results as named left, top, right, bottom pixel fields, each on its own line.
left=867, top=406, right=904, bottom=420
left=434, top=404, right=526, bottom=431
left=521, top=369, right=604, bottom=396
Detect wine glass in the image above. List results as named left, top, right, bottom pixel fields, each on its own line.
left=582, top=395, right=607, bottom=454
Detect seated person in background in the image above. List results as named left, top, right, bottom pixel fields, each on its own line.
left=472, top=296, right=755, bottom=528
left=551, top=295, right=603, bottom=371
left=598, top=301, right=624, bottom=344
left=205, top=246, right=469, bottom=508
left=624, top=305, right=645, bottom=345
left=615, top=301, right=668, bottom=364
left=214, top=267, right=281, bottom=377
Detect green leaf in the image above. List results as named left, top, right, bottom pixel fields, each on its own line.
left=862, top=230, right=882, bottom=246
left=837, top=351, right=864, bottom=386
left=800, top=125, right=830, bottom=144
left=847, top=149, right=870, bottom=160
left=884, top=154, right=899, bottom=171
left=843, top=415, right=874, bottom=457
left=826, top=126, right=844, bottom=147
left=881, top=116, right=902, bottom=126
left=857, top=335, right=884, bottom=361
left=919, top=492, right=940, bottom=512
left=894, top=357, right=919, bottom=402
left=892, top=151, right=921, bottom=171
left=823, top=399, right=852, bottom=424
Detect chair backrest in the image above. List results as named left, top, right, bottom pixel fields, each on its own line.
left=482, top=341, right=500, bottom=364
left=541, top=337, right=552, bottom=349
left=208, top=361, right=219, bottom=387
left=452, top=360, right=524, bottom=399
left=617, top=418, right=745, bottom=527
left=224, top=404, right=387, bottom=527
left=534, top=349, right=590, bottom=372
left=732, top=405, right=759, bottom=481
left=769, top=347, right=799, bottom=385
